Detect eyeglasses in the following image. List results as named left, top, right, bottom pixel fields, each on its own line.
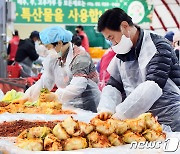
left=174, top=40, right=180, bottom=46
left=106, top=35, right=114, bottom=41
left=177, top=40, right=180, bottom=46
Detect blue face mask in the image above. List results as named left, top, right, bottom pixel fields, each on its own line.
left=57, top=43, right=63, bottom=57
left=58, top=51, right=62, bottom=57
left=105, top=39, right=113, bottom=47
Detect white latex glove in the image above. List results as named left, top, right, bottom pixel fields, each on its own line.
left=113, top=80, right=163, bottom=120
left=97, top=85, right=122, bottom=114
left=55, top=76, right=88, bottom=103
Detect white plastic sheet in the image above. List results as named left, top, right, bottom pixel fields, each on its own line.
left=0, top=132, right=180, bottom=154
left=0, top=105, right=97, bottom=123
left=0, top=106, right=180, bottom=154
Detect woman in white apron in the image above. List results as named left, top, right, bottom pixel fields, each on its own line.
left=19, top=26, right=100, bottom=112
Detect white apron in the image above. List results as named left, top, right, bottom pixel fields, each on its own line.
left=111, top=30, right=180, bottom=97
left=110, top=30, right=180, bottom=131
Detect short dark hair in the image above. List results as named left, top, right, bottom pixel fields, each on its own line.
left=30, top=31, right=40, bottom=39
left=76, top=25, right=84, bottom=31
left=98, top=8, right=133, bottom=32
left=51, top=42, right=58, bottom=47
left=13, top=30, right=18, bottom=36
left=51, top=41, right=68, bottom=47
left=72, top=34, right=82, bottom=46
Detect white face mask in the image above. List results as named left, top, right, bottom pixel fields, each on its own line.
left=35, top=41, right=40, bottom=50
left=112, top=35, right=133, bottom=54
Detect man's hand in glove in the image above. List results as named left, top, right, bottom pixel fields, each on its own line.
left=96, top=112, right=113, bottom=121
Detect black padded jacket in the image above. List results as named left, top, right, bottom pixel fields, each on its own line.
left=107, top=28, right=180, bottom=131
left=15, top=38, right=39, bottom=62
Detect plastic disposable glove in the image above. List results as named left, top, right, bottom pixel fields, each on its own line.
left=0, top=89, right=4, bottom=101
left=112, top=80, right=163, bottom=120
left=39, top=92, right=58, bottom=102
left=55, top=76, right=88, bottom=103
left=23, top=51, right=58, bottom=101
left=22, top=71, right=55, bottom=102
left=97, top=85, right=122, bottom=114
left=96, top=112, right=113, bottom=121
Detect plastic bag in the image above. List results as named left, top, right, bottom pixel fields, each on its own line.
left=0, top=89, right=4, bottom=101
left=97, top=85, right=122, bottom=114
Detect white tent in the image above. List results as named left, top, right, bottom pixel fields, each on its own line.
left=151, top=0, right=180, bottom=35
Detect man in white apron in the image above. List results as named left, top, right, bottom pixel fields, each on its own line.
left=97, top=8, right=180, bottom=131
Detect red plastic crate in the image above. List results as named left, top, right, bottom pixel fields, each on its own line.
left=7, top=63, right=22, bottom=78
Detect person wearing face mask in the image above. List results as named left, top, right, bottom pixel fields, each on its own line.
left=75, top=25, right=89, bottom=52
left=96, top=8, right=180, bottom=131
left=17, top=26, right=100, bottom=112
left=15, top=31, right=40, bottom=77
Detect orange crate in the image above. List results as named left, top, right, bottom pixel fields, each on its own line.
left=89, top=47, right=106, bottom=58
